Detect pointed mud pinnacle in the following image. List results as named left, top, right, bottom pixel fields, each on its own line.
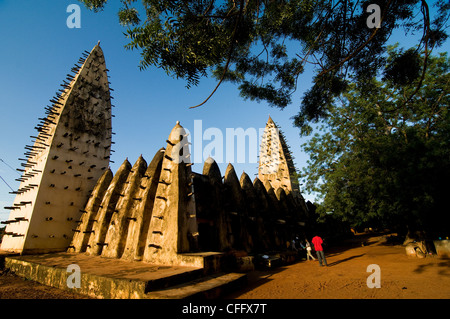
left=1, top=43, right=113, bottom=254
left=143, top=122, right=199, bottom=265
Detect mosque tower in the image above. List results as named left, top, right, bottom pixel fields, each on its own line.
left=1, top=43, right=113, bottom=254
left=258, top=116, right=302, bottom=200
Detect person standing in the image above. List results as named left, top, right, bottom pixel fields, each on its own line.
left=305, top=240, right=316, bottom=261
left=312, top=235, right=328, bottom=266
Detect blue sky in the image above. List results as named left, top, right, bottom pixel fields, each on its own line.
left=0, top=1, right=448, bottom=223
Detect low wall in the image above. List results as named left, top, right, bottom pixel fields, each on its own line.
left=433, top=240, right=450, bottom=258
left=4, top=257, right=147, bottom=299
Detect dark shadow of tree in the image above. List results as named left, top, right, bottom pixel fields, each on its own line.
left=413, top=258, right=450, bottom=277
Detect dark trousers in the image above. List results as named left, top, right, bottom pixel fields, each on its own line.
left=316, top=250, right=327, bottom=266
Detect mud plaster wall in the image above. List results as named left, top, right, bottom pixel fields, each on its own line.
left=1, top=44, right=112, bottom=254
left=69, top=123, right=309, bottom=264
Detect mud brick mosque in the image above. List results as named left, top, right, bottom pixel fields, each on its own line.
left=0, top=43, right=312, bottom=298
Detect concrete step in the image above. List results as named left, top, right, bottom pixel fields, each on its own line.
left=147, top=272, right=247, bottom=299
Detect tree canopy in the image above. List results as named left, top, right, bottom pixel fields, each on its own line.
left=79, top=0, right=449, bottom=129
left=301, top=48, right=450, bottom=236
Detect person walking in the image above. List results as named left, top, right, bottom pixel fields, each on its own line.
left=290, top=238, right=298, bottom=252
left=305, top=240, right=316, bottom=261
left=311, top=235, right=328, bottom=266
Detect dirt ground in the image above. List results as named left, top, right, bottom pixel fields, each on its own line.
left=0, top=269, right=90, bottom=299
left=226, top=233, right=450, bottom=299
left=0, top=233, right=449, bottom=299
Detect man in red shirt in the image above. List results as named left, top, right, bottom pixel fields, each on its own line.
left=312, top=235, right=328, bottom=266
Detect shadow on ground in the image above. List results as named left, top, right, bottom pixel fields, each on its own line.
left=414, top=258, right=450, bottom=277
left=223, top=265, right=290, bottom=299
left=327, top=254, right=366, bottom=267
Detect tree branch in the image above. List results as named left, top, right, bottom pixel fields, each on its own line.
left=402, top=0, right=432, bottom=107
left=316, top=0, right=392, bottom=78
left=190, top=0, right=247, bottom=109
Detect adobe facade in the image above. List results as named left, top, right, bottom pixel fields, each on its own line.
left=2, top=44, right=309, bottom=265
